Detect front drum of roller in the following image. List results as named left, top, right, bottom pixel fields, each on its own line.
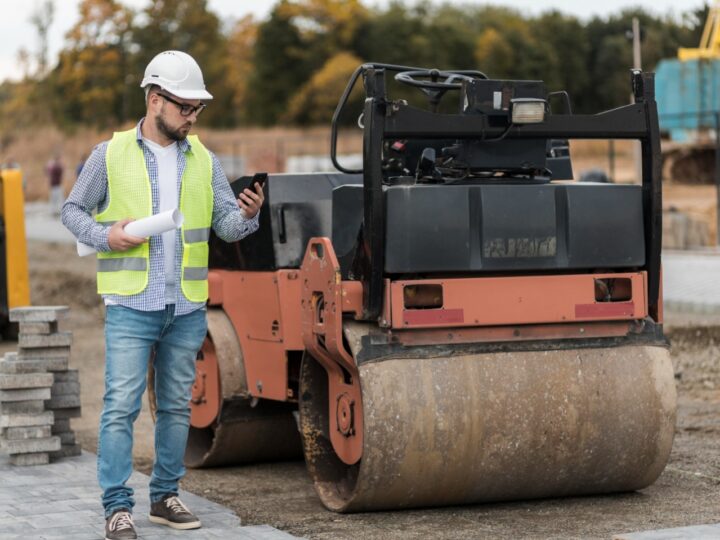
left=299, top=343, right=677, bottom=512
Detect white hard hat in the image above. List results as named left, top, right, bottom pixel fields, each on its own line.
left=140, top=50, right=213, bottom=100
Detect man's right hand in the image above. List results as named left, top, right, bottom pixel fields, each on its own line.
left=108, top=219, right=147, bottom=251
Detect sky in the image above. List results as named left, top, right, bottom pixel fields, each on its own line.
left=0, top=0, right=708, bottom=83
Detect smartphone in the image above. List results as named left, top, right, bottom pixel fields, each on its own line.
left=252, top=172, right=268, bottom=189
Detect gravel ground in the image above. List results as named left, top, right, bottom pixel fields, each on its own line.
left=4, top=240, right=718, bottom=540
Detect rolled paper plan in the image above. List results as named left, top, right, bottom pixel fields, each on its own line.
left=76, top=209, right=185, bottom=256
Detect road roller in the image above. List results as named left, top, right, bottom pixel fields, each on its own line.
left=154, top=64, right=677, bottom=512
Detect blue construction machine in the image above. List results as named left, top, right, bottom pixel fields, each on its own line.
left=656, top=2, right=720, bottom=184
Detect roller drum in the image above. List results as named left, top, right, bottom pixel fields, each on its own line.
left=150, top=308, right=303, bottom=468
left=186, top=399, right=302, bottom=468
left=300, top=344, right=677, bottom=512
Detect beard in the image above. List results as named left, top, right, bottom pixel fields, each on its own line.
left=156, top=110, right=191, bottom=141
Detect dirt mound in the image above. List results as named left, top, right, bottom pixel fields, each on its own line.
left=30, top=268, right=98, bottom=311
left=26, top=241, right=102, bottom=323
left=667, top=326, right=720, bottom=396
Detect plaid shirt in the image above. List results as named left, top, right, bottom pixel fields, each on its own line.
left=61, top=119, right=259, bottom=315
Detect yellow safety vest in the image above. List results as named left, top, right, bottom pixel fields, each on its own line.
left=96, top=128, right=213, bottom=302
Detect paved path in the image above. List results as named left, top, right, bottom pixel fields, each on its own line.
left=613, top=523, right=720, bottom=539
left=0, top=450, right=301, bottom=540
left=24, top=202, right=75, bottom=244
left=663, top=250, right=720, bottom=314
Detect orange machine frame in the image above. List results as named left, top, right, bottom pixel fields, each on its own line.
left=197, top=238, right=658, bottom=465
left=387, top=272, right=646, bottom=329
left=206, top=242, right=652, bottom=406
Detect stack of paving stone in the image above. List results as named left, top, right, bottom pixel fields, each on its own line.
left=0, top=360, right=59, bottom=465
left=0, top=306, right=82, bottom=464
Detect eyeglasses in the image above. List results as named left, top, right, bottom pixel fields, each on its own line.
left=158, top=93, right=206, bottom=117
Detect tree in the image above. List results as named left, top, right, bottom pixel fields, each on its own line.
left=284, top=51, right=364, bottom=125
left=245, top=1, right=308, bottom=125
left=1, top=0, right=709, bottom=130
left=51, top=0, right=134, bottom=127
left=474, top=15, right=561, bottom=87
left=226, top=15, right=259, bottom=124
left=277, top=0, right=368, bottom=53
left=29, top=0, right=55, bottom=79
left=356, top=2, right=433, bottom=68
left=534, top=12, right=590, bottom=112
left=245, top=0, right=368, bottom=125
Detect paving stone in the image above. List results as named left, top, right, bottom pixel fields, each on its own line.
left=52, top=370, right=79, bottom=383
left=0, top=522, right=44, bottom=534
left=45, top=394, right=81, bottom=409
left=50, top=381, right=80, bottom=396
left=0, top=373, right=54, bottom=390
left=58, top=431, right=75, bottom=445
left=51, top=418, right=70, bottom=434
left=9, top=306, right=69, bottom=323
left=0, top=357, right=69, bottom=374
left=49, top=443, right=82, bottom=460
left=38, top=529, right=103, bottom=539
left=6, top=500, right=88, bottom=517
left=1, top=435, right=60, bottom=454
left=0, top=411, right=54, bottom=428
left=20, top=509, right=99, bottom=528
left=0, top=387, right=51, bottom=402
left=16, top=347, right=71, bottom=361
left=8, top=452, right=49, bottom=466
left=50, top=407, right=81, bottom=419
left=0, top=400, right=45, bottom=414
left=18, top=321, right=59, bottom=335
left=3, top=425, right=51, bottom=440
left=18, top=332, right=73, bottom=349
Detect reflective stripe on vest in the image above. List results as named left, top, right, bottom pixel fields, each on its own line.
left=183, top=227, right=211, bottom=243
left=183, top=267, right=209, bottom=280
left=97, top=258, right=148, bottom=272
left=96, top=128, right=213, bottom=301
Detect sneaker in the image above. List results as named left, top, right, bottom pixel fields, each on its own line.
left=149, top=494, right=202, bottom=530
left=105, top=509, right=137, bottom=540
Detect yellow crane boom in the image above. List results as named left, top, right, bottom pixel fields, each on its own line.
left=679, top=1, right=720, bottom=60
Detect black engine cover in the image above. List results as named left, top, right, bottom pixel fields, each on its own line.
left=211, top=174, right=645, bottom=277
left=334, top=182, right=645, bottom=275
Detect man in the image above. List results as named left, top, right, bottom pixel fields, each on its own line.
left=46, top=154, right=64, bottom=215
left=62, top=50, right=264, bottom=540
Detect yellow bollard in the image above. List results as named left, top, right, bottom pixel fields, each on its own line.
left=0, top=168, right=31, bottom=314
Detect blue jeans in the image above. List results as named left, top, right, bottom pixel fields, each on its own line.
left=98, top=304, right=207, bottom=518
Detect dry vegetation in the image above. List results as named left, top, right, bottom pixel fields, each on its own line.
left=5, top=128, right=636, bottom=197
left=2, top=125, right=364, bottom=201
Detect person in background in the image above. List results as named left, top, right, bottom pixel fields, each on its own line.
left=76, top=153, right=87, bottom=179
left=46, top=154, right=64, bottom=216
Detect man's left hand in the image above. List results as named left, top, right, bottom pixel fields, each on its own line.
left=238, top=182, right=264, bottom=219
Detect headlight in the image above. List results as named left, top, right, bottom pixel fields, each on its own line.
left=511, top=98, right=546, bottom=124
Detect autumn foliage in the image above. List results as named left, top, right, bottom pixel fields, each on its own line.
left=0, top=0, right=708, bottom=133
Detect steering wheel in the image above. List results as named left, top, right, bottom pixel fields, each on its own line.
left=395, top=69, right=484, bottom=89
left=394, top=69, right=487, bottom=111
